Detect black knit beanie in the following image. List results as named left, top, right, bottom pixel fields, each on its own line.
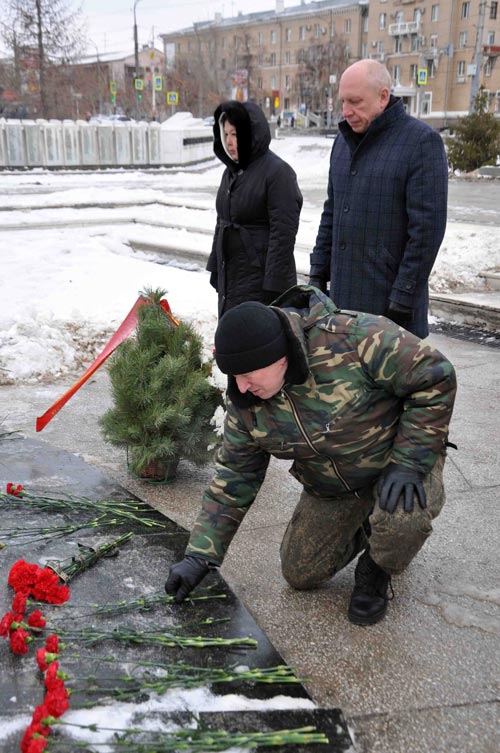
left=214, top=302, right=289, bottom=375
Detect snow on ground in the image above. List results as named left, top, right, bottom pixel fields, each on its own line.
left=1, top=134, right=499, bottom=384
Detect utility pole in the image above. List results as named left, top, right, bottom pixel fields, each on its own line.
left=469, top=0, right=487, bottom=112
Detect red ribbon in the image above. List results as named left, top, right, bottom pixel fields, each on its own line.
left=36, top=297, right=178, bottom=432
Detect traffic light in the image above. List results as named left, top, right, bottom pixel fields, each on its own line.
left=137, top=93, right=142, bottom=100
left=111, top=95, right=116, bottom=104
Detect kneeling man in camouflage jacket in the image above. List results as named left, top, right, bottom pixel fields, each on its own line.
left=166, top=285, right=457, bottom=625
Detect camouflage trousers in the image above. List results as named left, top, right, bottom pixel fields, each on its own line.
left=280, top=453, right=446, bottom=589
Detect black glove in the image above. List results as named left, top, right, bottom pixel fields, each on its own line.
left=377, top=463, right=426, bottom=514
left=386, top=301, right=413, bottom=328
left=308, top=276, right=328, bottom=294
left=165, top=555, right=211, bottom=603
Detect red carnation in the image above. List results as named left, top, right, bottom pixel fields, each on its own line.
left=36, top=648, right=58, bottom=672
left=10, top=627, right=31, bottom=654
left=27, top=610, right=46, bottom=630
left=32, top=569, right=69, bottom=605
left=45, top=634, right=59, bottom=653
left=21, top=723, right=49, bottom=753
left=27, top=737, right=48, bottom=753
left=12, top=592, right=28, bottom=614
left=44, top=686, right=70, bottom=717
left=31, top=704, right=52, bottom=729
left=0, top=611, right=22, bottom=637
left=8, top=560, right=40, bottom=593
left=6, top=482, right=24, bottom=496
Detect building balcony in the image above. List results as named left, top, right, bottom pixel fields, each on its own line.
left=388, top=20, right=421, bottom=36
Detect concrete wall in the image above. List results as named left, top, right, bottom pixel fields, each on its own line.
left=0, top=113, right=214, bottom=169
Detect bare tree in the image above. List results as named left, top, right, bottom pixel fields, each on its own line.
left=296, top=34, right=349, bottom=120
left=1, top=0, right=86, bottom=118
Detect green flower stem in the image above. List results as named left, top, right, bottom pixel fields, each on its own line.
left=45, top=719, right=328, bottom=750
left=68, top=663, right=301, bottom=700
left=54, top=625, right=258, bottom=650
left=1, top=514, right=125, bottom=546
left=0, top=490, right=166, bottom=528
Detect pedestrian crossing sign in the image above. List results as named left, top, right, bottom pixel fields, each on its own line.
left=417, top=69, right=428, bottom=86
left=166, top=91, right=179, bottom=105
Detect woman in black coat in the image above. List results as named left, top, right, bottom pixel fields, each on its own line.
left=208, top=101, right=303, bottom=317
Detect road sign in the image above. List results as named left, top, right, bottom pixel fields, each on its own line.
left=154, top=75, right=163, bottom=91
left=110, top=81, right=117, bottom=95
left=417, top=68, right=428, bottom=86
left=134, top=78, right=144, bottom=91
left=166, top=91, right=179, bottom=105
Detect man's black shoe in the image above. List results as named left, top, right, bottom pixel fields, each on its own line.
left=348, top=551, right=393, bottom=626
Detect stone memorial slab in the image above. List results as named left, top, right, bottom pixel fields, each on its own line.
left=0, top=436, right=353, bottom=752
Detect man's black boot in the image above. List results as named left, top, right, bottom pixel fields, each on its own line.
left=348, top=550, right=393, bottom=626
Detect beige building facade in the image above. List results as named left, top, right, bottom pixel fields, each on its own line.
left=160, top=0, right=500, bottom=128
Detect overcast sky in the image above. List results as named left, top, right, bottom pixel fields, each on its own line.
left=81, top=0, right=283, bottom=56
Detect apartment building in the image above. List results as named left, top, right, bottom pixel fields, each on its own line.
left=368, top=0, right=500, bottom=127
left=160, top=0, right=499, bottom=127
left=160, top=0, right=368, bottom=121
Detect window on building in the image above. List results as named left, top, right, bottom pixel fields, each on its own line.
left=297, top=48, right=305, bottom=63
left=378, top=40, right=385, bottom=53
left=395, top=37, right=403, bottom=53
left=431, top=5, right=439, bottom=21
left=490, top=1, right=497, bottom=19
left=285, top=50, right=291, bottom=64
left=258, top=31, right=263, bottom=45
left=379, top=13, right=386, bottom=29
left=430, top=34, right=438, bottom=48
left=421, top=92, right=432, bottom=115
left=299, top=26, right=305, bottom=40
left=363, top=15, right=368, bottom=32
left=257, top=77, right=263, bottom=89
left=487, top=31, right=495, bottom=44
left=285, top=74, right=291, bottom=90
left=410, top=63, right=418, bottom=82
left=428, top=59, right=436, bottom=78
left=258, top=53, right=264, bottom=65
left=393, top=65, right=401, bottom=84
left=344, top=18, right=351, bottom=33
left=395, top=11, right=403, bottom=23
left=411, top=35, right=419, bottom=51
left=361, top=42, right=367, bottom=57
left=459, top=31, right=468, bottom=48
left=270, top=30, right=276, bottom=44
left=461, top=2, right=470, bottom=19
left=457, top=60, right=466, bottom=78
left=414, top=8, right=422, bottom=23
left=330, top=20, right=335, bottom=36
left=270, top=75, right=276, bottom=88
left=285, top=28, right=292, bottom=42
left=270, top=52, right=276, bottom=66
left=485, top=58, right=493, bottom=76
left=314, top=24, right=321, bottom=38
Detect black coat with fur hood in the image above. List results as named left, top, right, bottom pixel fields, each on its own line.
left=208, top=101, right=303, bottom=317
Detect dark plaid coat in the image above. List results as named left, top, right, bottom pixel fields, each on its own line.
left=208, top=101, right=302, bottom=317
left=310, top=97, right=448, bottom=338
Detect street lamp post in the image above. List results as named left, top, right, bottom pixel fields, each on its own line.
left=133, top=0, right=141, bottom=79
left=90, top=40, right=103, bottom=115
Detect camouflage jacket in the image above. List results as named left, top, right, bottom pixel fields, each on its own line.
left=187, top=286, right=457, bottom=564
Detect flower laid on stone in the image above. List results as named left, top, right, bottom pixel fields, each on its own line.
left=38, top=719, right=329, bottom=751
left=0, top=487, right=166, bottom=528
left=44, top=532, right=133, bottom=582
left=5, top=482, right=24, bottom=496
left=8, top=559, right=70, bottom=605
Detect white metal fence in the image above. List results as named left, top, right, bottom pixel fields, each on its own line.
left=0, top=114, right=214, bottom=169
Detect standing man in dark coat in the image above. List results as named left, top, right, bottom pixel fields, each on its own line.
left=209, top=100, right=303, bottom=317
left=309, top=59, right=448, bottom=338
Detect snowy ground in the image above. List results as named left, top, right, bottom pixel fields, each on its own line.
left=1, top=134, right=500, bottom=385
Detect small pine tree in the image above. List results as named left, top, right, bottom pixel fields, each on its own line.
left=447, top=87, right=500, bottom=173
left=100, top=288, right=223, bottom=478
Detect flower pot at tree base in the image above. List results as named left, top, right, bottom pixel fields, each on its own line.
left=137, top=458, right=180, bottom=484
